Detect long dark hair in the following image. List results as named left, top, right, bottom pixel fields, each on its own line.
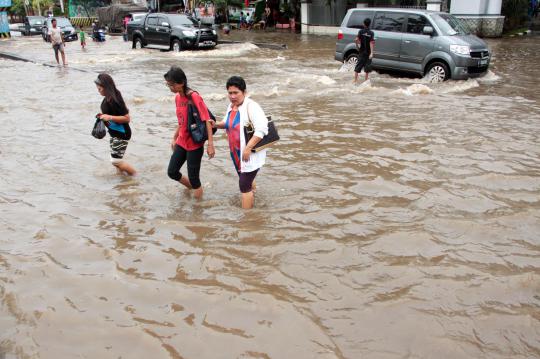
left=95, top=73, right=127, bottom=110
left=164, top=66, right=191, bottom=95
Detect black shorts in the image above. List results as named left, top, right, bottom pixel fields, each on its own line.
left=354, top=54, right=372, bottom=74
left=238, top=169, right=259, bottom=193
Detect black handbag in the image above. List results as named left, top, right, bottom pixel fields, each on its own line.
left=91, top=117, right=107, bottom=139
left=187, top=92, right=217, bottom=144
left=244, top=104, right=279, bottom=152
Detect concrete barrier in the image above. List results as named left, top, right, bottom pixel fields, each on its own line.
left=0, top=50, right=90, bottom=71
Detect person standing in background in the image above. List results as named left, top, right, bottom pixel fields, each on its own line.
left=79, top=26, right=86, bottom=49
left=48, top=19, right=67, bottom=66
left=353, top=18, right=375, bottom=83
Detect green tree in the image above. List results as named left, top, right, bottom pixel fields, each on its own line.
left=8, top=0, right=53, bottom=16
left=9, top=0, right=26, bottom=16
left=32, top=0, right=54, bottom=16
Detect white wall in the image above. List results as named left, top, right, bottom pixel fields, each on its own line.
left=450, top=0, right=502, bottom=16
left=486, top=0, right=502, bottom=15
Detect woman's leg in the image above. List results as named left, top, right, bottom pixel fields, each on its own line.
left=167, top=145, right=190, bottom=188
left=241, top=192, right=255, bottom=209
left=186, top=147, right=204, bottom=199
left=114, top=161, right=136, bottom=176
left=110, top=137, right=135, bottom=175
left=238, top=169, right=259, bottom=209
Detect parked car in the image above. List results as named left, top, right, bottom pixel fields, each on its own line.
left=21, top=16, right=46, bottom=36
left=127, top=13, right=218, bottom=52
left=335, top=8, right=491, bottom=82
left=41, top=17, right=78, bottom=42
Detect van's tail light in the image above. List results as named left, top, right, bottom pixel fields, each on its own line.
left=337, top=30, right=343, bottom=40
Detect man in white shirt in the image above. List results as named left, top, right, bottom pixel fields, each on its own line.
left=48, top=19, right=67, bottom=66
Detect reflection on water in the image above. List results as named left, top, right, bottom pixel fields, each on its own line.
left=0, top=33, right=539, bottom=358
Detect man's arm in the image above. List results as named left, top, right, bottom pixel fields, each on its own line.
left=369, top=32, right=375, bottom=58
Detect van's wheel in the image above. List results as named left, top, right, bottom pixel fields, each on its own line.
left=171, top=39, right=182, bottom=52
left=345, top=53, right=359, bottom=69
left=426, top=61, right=449, bottom=83
left=133, top=37, right=144, bottom=49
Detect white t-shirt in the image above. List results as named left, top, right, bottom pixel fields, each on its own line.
left=48, top=27, right=63, bottom=44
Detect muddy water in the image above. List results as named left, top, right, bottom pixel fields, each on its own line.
left=0, top=32, right=539, bottom=359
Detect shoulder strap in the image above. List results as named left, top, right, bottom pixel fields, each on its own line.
left=186, top=90, right=194, bottom=104
left=245, top=100, right=253, bottom=128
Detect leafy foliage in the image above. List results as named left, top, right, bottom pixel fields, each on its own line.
left=9, top=0, right=54, bottom=16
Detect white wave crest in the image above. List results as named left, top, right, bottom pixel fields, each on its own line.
left=172, top=43, right=258, bottom=58
left=350, top=79, right=381, bottom=94
left=438, top=79, right=480, bottom=93
left=205, top=93, right=227, bottom=101
left=393, top=83, right=434, bottom=96
left=477, top=70, right=501, bottom=83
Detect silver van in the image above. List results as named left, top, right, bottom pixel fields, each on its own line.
left=335, top=8, right=491, bottom=82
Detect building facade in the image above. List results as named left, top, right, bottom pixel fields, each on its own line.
left=300, top=0, right=503, bottom=37
left=450, top=0, right=504, bottom=37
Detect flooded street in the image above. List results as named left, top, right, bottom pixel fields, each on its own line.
left=1, top=31, right=539, bottom=358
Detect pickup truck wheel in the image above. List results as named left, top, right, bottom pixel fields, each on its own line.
left=171, top=39, right=182, bottom=52
left=133, top=38, right=144, bottom=49
left=426, top=61, right=449, bottom=83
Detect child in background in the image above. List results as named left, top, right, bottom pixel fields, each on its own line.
left=79, top=26, right=86, bottom=49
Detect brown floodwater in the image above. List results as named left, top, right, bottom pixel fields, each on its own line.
left=0, top=31, right=539, bottom=359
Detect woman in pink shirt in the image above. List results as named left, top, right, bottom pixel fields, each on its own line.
left=165, top=66, right=215, bottom=199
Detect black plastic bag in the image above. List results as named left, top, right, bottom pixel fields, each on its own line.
left=91, top=117, right=107, bottom=139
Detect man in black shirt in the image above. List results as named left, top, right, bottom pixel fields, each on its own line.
left=354, top=18, right=375, bottom=83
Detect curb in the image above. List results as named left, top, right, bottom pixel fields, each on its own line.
left=0, top=50, right=90, bottom=72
